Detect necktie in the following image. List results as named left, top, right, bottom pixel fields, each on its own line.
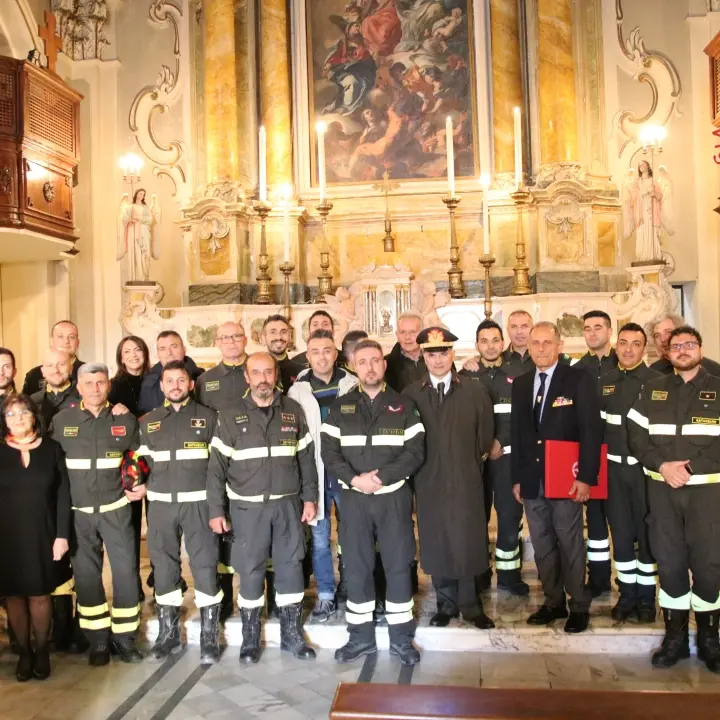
left=437, top=381, right=445, bottom=409
left=534, top=372, right=547, bottom=429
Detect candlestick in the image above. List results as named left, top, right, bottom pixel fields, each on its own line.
left=445, top=116, right=455, bottom=198
left=282, top=186, right=291, bottom=263
left=316, top=200, right=334, bottom=301
left=317, top=122, right=327, bottom=202
left=510, top=189, right=533, bottom=295
left=258, top=126, right=267, bottom=203
left=479, top=253, right=496, bottom=319
left=513, top=107, right=522, bottom=191
left=442, top=194, right=465, bottom=298
left=481, top=174, right=491, bottom=255
left=280, top=261, right=295, bottom=321
left=254, top=201, right=272, bottom=304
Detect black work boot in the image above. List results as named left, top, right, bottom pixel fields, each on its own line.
left=113, top=636, right=144, bottom=663
left=200, top=603, right=222, bottom=665
left=265, top=571, right=278, bottom=619
left=389, top=639, right=421, bottom=666
left=88, top=641, right=111, bottom=667
left=239, top=607, right=262, bottom=664
left=497, top=570, right=530, bottom=597
left=611, top=594, right=637, bottom=622
left=334, top=636, right=377, bottom=663
left=336, top=556, right=348, bottom=607
left=279, top=601, right=315, bottom=660
left=637, top=598, right=657, bottom=624
left=219, top=574, right=235, bottom=622
left=696, top=610, right=720, bottom=674
left=651, top=609, right=690, bottom=668
left=51, top=595, right=74, bottom=651
left=152, top=605, right=181, bottom=660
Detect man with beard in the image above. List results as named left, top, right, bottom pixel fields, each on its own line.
left=207, top=353, right=318, bottom=664
left=629, top=326, right=720, bottom=672
left=23, top=321, right=84, bottom=396
left=31, top=350, right=81, bottom=432
left=0, top=347, right=17, bottom=398
left=405, top=327, right=496, bottom=629
left=384, top=312, right=426, bottom=392
left=650, top=315, right=720, bottom=376
left=136, top=361, right=221, bottom=665
left=262, top=315, right=303, bottom=394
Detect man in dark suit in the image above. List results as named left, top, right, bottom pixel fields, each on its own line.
left=511, top=321, right=603, bottom=634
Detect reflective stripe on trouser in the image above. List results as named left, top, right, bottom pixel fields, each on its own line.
left=147, top=500, right=221, bottom=609
left=585, top=499, right=611, bottom=584
left=72, top=504, right=140, bottom=642
left=229, top=496, right=305, bottom=610
left=487, top=455, right=524, bottom=579
left=606, top=463, right=656, bottom=600
left=647, top=481, right=720, bottom=614
left=339, top=483, right=416, bottom=645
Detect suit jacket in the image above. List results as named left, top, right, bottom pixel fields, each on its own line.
left=510, top=362, right=603, bottom=500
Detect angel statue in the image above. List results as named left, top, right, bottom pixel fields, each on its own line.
left=118, top=189, right=161, bottom=282
left=622, top=161, right=673, bottom=264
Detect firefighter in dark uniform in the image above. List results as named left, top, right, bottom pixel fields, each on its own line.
left=136, top=361, right=222, bottom=665
left=501, top=310, right=535, bottom=374
left=459, top=320, right=529, bottom=596
left=598, top=323, right=659, bottom=624
left=628, top=325, right=720, bottom=673
left=207, top=352, right=318, bottom=665
left=195, top=320, right=249, bottom=619
left=51, top=363, right=144, bottom=666
left=262, top=314, right=304, bottom=393
left=571, top=310, right=617, bottom=596
left=321, top=339, right=425, bottom=666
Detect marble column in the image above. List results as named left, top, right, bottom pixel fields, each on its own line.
left=259, top=0, right=293, bottom=190
left=235, top=0, right=253, bottom=188
left=204, top=0, right=239, bottom=183
left=537, top=0, right=578, bottom=164
left=490, top=0, right=523, bottom=175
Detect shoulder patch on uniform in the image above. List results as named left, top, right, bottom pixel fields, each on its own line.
left=700, top=391, right=717, bottom=402
left=281, top=413, right=295, bottom=423
left=413, top=407, right=420, bottom=417
left=603, top=385, right=615, bottom=395
left=147, top=421, right=161, bottom=433
left=387, top=404, right=404, bottom=413
left=235, top=414, right=249, bottom=424
left=191, top=418, right=206, bottom=429
left=184, top=441, right=208, bottom=449
left=63, top=426, right=78, bottom=437
left=204, top=380, right=220, bottom=392
left=651, top=390, right=668, bottom=401
left=340, top=405, right=355, bottom=414
left=692, top=417, right=720, bottom=426
left=111, top=426, right=126, bottom=437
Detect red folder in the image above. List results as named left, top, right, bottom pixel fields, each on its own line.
left=544, top=440, right=608, bottom=500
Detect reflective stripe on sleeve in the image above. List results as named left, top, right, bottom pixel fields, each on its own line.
left=404, top=422, right=425, bottom=440
left=296, top=432, right=313, bottom=452
left=600, top=410, right=606, bottom=420
left=627, top=408, right=649, bottom=429
left=681, top=424, right=720, bottom=437
left=604, top=414, right=622, bottom=426
left=210, top=436, right=233, bottom=457
left=659, top=589, right=691, bottom=610
left=320, top=423, right=341, bottom=439
left=648, top=424, right=677, bottom=436
left=493, top=404, right=512, bottom=414
left=134, top=445, right=150, bottom=458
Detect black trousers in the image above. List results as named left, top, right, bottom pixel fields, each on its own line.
left=72, top=504, right=140, bottom=644
left=230, top=495, right=305, bottom=608
left=524, top=486, right=592, bottom=612
left=147, top=500, right=220, bottom=608
left=340, top=483, right=416, bottom=644
left=585, top=499, right=611, bottom=586
left=647, top=481, right=720, bottom=612
left=433, top=576, right=485, bottom=618
left=487, top=455, right=524, bottom=582
left=606, top=461, right=656, bottom=601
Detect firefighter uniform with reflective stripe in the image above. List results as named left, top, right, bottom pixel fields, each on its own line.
left=207, top=392, right=318, bottom=608
left=599, top=363, right=660, bottom=603
left=628, top=367, right=720, bottom=612
left=51, top=404, right=141, bottom=644
left=137, top=399, right=220, bottom=609
left=459, top=362, right=525, bottom=588
left=320, top=387, right=425, bottom=645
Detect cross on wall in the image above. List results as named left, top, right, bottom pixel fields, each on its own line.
left=38, top=10, right=62, bottom=74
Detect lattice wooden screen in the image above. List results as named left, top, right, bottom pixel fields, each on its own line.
left=0, top=70, right=15, bottom=134
left=27, top=76, right=75, bottom=154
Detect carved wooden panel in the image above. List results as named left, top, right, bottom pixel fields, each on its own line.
left=704, top=32, right=720, bottom=128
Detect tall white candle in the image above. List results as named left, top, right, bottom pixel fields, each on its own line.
left=316, top=122, right=326, bottom=202
left=259, top=126, right=267, bottom=203
left=283, top=186, right=291, bottom=263
left=481, top=174, right=491, bottom=254
left=445, top=116, right=455, bottom=197
left=513, top=107, right=522, bottom=191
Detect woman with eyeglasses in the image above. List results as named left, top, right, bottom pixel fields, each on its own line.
left=0, top=394, right=71, bottom=681
left=109, top=336, right=151, bottom=417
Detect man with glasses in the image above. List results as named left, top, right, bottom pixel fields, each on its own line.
left=650, top=315, right=720, bottom=376
left=629, top=326, right=720, bottom=672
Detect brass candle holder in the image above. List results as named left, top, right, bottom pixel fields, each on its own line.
left=479, top=253, right=496, bottom=319
left=254, top=201, right=272, bottom=304
left=315, top=200, right=334, bottom=301
left=280, top=261, right=295, bottom=321
left=510, top=188, right=533, bottom=296
left=442, top=194, right=465, bottom=299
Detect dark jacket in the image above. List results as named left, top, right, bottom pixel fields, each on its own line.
left=572, top=349, right=619, bottom=379
left=277, top=355, right=303, bottom=395
left=511, top=362, right=603, bottom=500
left=501, top=346, right=535, bottom=374
left=22, top=358, right=83, bottom=396
left=195, top=359, right=248, bottom=412
left=109, top=373, right=145, bottom=417
left=138, top=356, right=203, bottom=416
left=31, top=384, right=81, bottom=434
left=649, top=356, right=720, bottom=377
left=384, top=343, right=427, bottom=392
left=207, top=392, right=318, bottom=518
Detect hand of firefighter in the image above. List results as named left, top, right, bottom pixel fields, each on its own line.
left=210, top=516, right=230, bottom=534
left=53, top=538, right=69, bottom=561
left=512, top=483, right=522, bottom=503
left=301, top=502, right=317, bottom=523
left=569, top=480, right=590, bottom=503
left=111, top=403, right=130, bottom=416
left=462, top=356, right=481, bottom=372
left=125, top=484, right=147, bottom=502
left=351, top=471, right=383, bottom=494
left=659, top=460, right=691, bottom=489
left=489, top=439, right=504, bottom=460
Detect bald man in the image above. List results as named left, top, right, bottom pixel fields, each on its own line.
left=31, top=349, right=81, bottom=432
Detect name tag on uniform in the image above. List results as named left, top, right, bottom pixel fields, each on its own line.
left=652, top=390, right=668, bottom=401
left=106, top=451, right=123, bottom=458
left=64, top=426, right=78, bottom=437
left=340, top=405, right=355, bottom=414
left=378, top=428, right=404, bottom=436
left=235, top=415, right=249, bottom=424
left=552, top=397, right=573, bottom=407
left=184, top=442, right=208, bottom=449
left=191, top=418, right=206, bottom=429
left=700, top=391, right=717, bottom=402
left=692, top=417, right=720, bottom=426
left=603, top=386, right=615, bottom=396
left=500, top=397, right=511, bottom=405
left=111, top=426, right=126, bottom=437
left=147, top=421, right=161, bottom=433
left=205, top=381, right=220, bottom=392
left=281, top=413, right=295, bottom=423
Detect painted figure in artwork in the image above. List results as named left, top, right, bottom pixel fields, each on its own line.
left=118, top=189, right=161, bottom=282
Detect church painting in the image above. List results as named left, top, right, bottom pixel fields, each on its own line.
left=306, top=0, right=479, bottom=184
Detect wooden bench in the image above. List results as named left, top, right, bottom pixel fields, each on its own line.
left=329, top=682, right=718, bottom=720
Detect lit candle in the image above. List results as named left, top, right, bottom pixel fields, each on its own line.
left=317, top=122, right=326, bottom=202
left=513, top=107, right=522, bottom=190
left=258, top=126, right=267, bottom=203
left=283, top=185, right=291, bottom=263
left=445, top=116, right=455, bottom=198
left=481, top=174, right=491, bottom=255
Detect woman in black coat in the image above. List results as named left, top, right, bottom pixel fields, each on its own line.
left=0, top=394, right=71, bottom=681
left=109, top=335, right=151, bottom=417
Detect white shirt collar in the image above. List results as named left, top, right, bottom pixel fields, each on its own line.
left=430, top=371, right=453, bottom=389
